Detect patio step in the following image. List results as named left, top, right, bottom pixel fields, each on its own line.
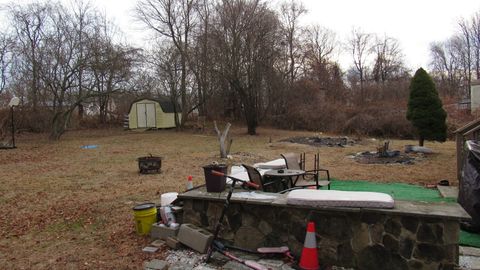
left=437, top=185, right=459, bottom=199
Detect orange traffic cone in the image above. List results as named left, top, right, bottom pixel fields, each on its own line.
left=299, top=221, right=319, bottom=270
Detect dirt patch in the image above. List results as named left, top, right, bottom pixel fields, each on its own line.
left=227, top=151, right=268, bottom=164
left=352, top=151, right=416, bottom=165
left=280, top=136, right=356, bottom=147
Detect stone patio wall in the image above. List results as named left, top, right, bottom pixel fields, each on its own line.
left=179, top=192, right=468, bottom=270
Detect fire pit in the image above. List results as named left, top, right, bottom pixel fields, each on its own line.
left=138, top=155, right=162, bottom=174
left=280, top=136, right=356, bottom=147
left=352, top=142, right=415, bottom=164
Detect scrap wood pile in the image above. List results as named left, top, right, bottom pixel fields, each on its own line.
left=135, top=192, right=296, bottom=270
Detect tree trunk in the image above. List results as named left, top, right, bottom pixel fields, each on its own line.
left=247, top=122, right=256, bottom=135
left=50, top=112, right=66, bottom=140
left=78, top=104, right=84, bottom=120
left=49, top=109, right=73, bottom=140
left=419, top=136, right=424, bottom=147
left=242, top=100, right=257, bottom=135
left=214, top=121, right=232, bottom=158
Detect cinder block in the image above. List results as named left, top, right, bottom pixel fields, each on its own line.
left=150, top=222, right=179, bottom=240
left=144, top=259, right=168, bottom=270
left=166, top=236, right=181, bottom=249
left=142, top=246, right=159, bottom=253
left=150, top=239, right=165, bottom=248
left=177, top=223, right=214, bottom=254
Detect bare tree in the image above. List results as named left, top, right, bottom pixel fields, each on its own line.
left=371, top=35, right=405, bottom=84
left=8, top=2, right=49, bottom=111
left=37, top=4, right=82, bottom=139
left=135, top=0, right=198, bottom=127
left=472, top=12, right=480, bottom=79
left=302, top=25, right=339, bottom=99
left=211, top=0, right=280, bottom=135
left=429, top=11, right=480, bottom=98
left=188, top=0, right=214, bottom=117
left=279, top=0, right=306, bottom=84
left=0, top=32, right=14, bottom=95
left=24, top=2, right=137, bottom=139
left=71, top=0, right=93, bottom=119
left=349, top=28, right=372, bottom=102
left=458, top=18, right=473, bottom=95
left=304, top=25, right=336, bottom=67
left=87, top=19, right=137, bottom=124
left=152, top=44, right=182, bottom=121
left=430, top=40, right=462, bottom=96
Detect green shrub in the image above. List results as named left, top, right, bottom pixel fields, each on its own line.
left=406, top=68, right=447, bottom=146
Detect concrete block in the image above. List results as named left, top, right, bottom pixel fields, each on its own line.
left=223, top=261, right=251, bottom=270
left=166, top=236, right=181, bottom=250
left=144, top=259, right=168, bottom=270
left=142, top=246, right=159, bottom=253
left=193, top=265, right=218, bottom=270
left=177, top=223, right=214, bottom=254
left=169, top=263, right=194, bottom=270
left=150, top=222, right=179, bottom=240
left=150, top=239, right=165, bottom=248
left=460, top=246, right=480, bottom=257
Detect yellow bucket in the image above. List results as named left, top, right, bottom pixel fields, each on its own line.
left=133, top=203, right=157, bottom=235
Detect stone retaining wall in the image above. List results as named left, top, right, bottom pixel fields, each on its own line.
left=179, top=189, right=469, bottom=270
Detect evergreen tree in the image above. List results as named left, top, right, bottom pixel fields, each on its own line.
left=407, top=68, right=447, bottom=146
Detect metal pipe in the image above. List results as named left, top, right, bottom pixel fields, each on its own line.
left=11, top=106, right=15, bottom=148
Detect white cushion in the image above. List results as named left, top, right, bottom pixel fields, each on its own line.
left=287, top=189, right=394, bottom=209
left=254, top=159, right=286, bottom=170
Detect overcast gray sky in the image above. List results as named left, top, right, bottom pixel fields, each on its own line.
left=3, top=0, right=480, bottom=72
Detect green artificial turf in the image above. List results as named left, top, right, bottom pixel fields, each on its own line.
left=325, top=180, right=480, bottom=247
left=460, top=230, right=480, bottom=248
left=325, top=179, right=456, bottom=203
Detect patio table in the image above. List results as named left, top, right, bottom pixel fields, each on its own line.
left=264, top=169, right=305, bottom=189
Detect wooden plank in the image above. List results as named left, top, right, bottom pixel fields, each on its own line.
left=464, top=124, right=480, bottom=137
left=455, top=118, right=480, bottom=134
left=457, top=133, right=463, bottom=183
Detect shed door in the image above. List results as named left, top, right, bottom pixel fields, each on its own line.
left=136, top=103, right=156, bottom=128
left=146, top=103, right=156, bottom=127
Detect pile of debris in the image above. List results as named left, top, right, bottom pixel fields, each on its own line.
left=353, top=151, right=415, bottom=165
left=137, top=189, right=296, bottom=270
left=351, top=141, right=432, bottom=165
left=280, top=136, right=356, bottom=147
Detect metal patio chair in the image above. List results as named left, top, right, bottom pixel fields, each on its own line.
left=281, top=152, right=331, bottom=189
left=242, top=164, right=289, bottom=193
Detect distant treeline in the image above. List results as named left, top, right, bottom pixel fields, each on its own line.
left=0, top=0, right=478, bottom=140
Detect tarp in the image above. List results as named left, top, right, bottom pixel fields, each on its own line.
left=458, top=140, right=480, bottom=229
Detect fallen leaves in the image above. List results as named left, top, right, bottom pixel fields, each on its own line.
left=0, top=127, right=457, bottom=269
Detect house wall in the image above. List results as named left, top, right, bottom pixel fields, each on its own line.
left=471, top=80, right=480, bottom=111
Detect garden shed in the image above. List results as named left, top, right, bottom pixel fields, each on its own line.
left=127, top=98, right=181, bottom=129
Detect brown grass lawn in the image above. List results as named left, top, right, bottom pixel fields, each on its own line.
left=0, top=126, right=456, bottom=269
